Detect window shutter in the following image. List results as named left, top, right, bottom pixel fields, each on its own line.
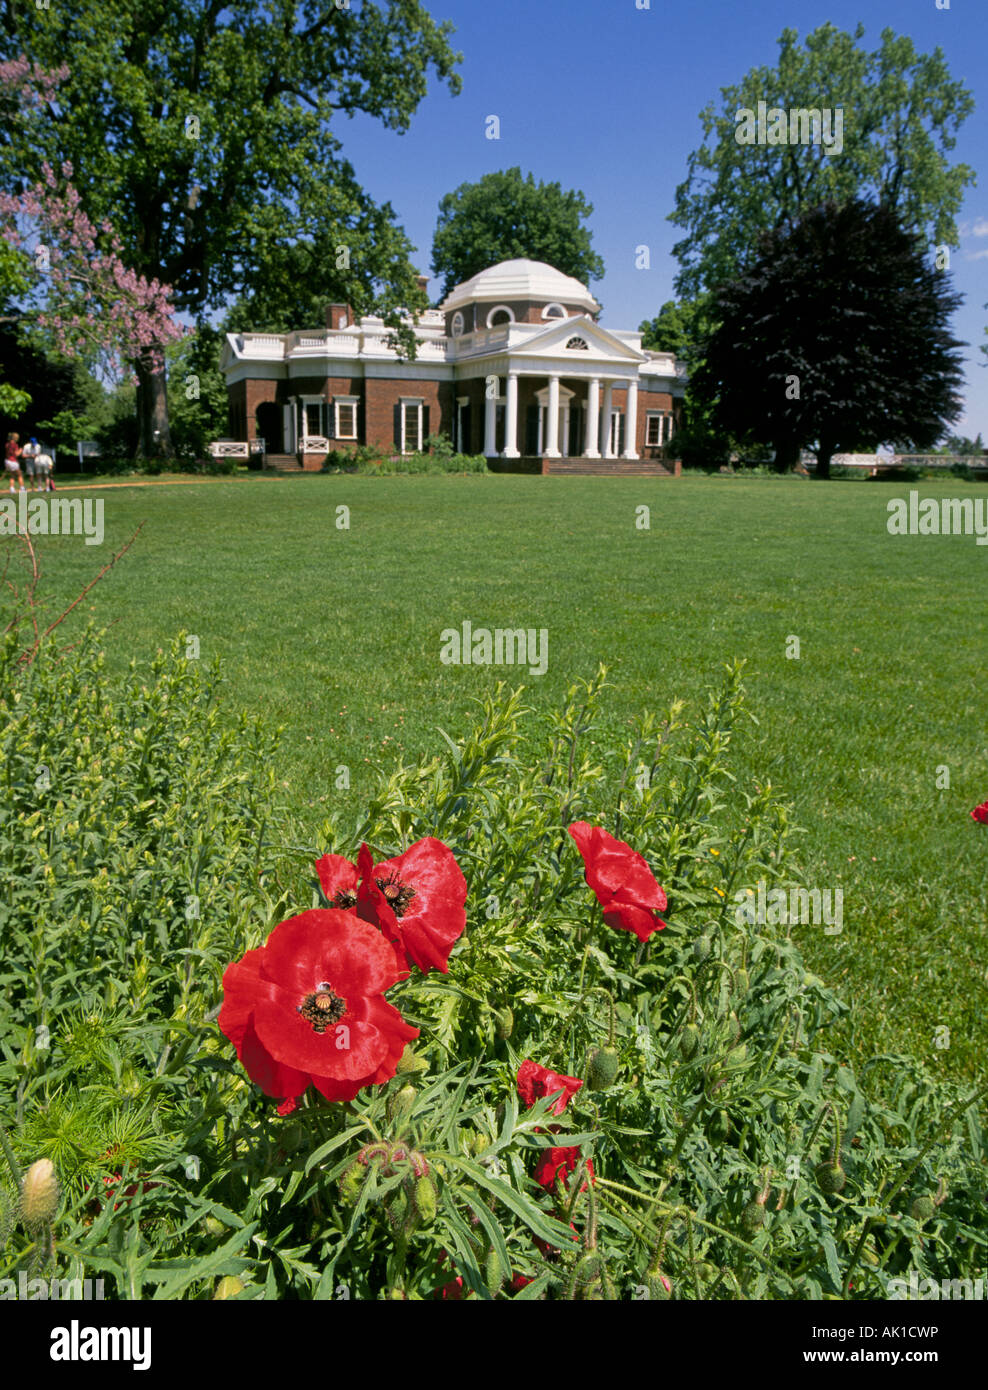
left=325, top=400, right=334, bottom=440
left=422, top=405, right=430, bottom=447
left=394, top=403, right=402, bottom=451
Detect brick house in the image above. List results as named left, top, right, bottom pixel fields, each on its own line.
left=220, top=259, right=686, bottom=472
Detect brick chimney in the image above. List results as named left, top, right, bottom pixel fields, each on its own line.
left=416, top=275, right=429, bottom=298
left=325, top=303, right=352, bottom=331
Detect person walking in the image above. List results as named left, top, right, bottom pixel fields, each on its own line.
left=21, top=436, right=40, bottom=491
left=4, top=432, right=24, bottom=492
left=35, top=448, right=54, bottom=492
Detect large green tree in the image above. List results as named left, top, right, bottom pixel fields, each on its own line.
left=431, top=168, right=604, bottom=298
left=0, top=1, right=462, bottom=458
left=691, top=200, right=965, bottom=478
left=669, top=24, right=975, bottom=302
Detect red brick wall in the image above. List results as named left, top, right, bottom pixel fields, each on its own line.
left=364, top=377, right=454, bottom=452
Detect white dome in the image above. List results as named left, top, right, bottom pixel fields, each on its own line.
left=440, top=258, right=599, bottom=314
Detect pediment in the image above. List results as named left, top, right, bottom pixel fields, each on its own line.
left=509, top=315, right=645, bottom=363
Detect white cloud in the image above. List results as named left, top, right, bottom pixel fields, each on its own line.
left=971, top=218, right=988, bottom=238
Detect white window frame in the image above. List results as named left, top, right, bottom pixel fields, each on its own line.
left=486, top=304, right=515, bottom=328
left=542, top=302, right=567, bottom=320
left=451, top=311, right=465, bottom=337
left=645, top=412, right=663, bottom=447
left=301, top=395, right=328, bottom=440
left=334, top=396, right=359, bottom=440
left=400, top=398, right=424, bottom=455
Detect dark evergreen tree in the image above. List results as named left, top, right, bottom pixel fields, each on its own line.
left=691, top=199, right=965, bottom=477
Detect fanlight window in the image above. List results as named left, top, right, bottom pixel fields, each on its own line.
left=566, top=336, right=589, bottom=351
left=451, top=311, right=465, bottom=337
left=487, top=305, right=514, bottom=328
left=543, top=303, right=567, bottom=320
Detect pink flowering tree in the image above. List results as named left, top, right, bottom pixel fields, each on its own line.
left=0, top=59, right=183, bottom=458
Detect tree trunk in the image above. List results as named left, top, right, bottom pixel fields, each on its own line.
left=135, top=351, right=173, bottom=461
left=815, top=433, right=837, bottom=480
left=771, top=438, right=800, bottom=473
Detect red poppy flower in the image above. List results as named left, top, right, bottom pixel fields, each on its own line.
left=534, top=1146, right=595, bottom=1193
left=517, top=1060, right=583, bottom=1117
left=218, top=909, right=418, bottom=1115
left=971, top=801, right=988, bottom=824
left=568, top=821, right=668, bottom=942
left=316, top=839, right=467, bottom=975
left=510, top=1274, right=534, bottom=1292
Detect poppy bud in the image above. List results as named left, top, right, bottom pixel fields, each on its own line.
left=647, top=1271, right=673, bottom=1300
left=387, top=1084, right=416, bottom=1124
left=679, top=1024, right=701, bottom=1060
left=587, top=1045, right=620, bottom=1091
left=494, top=1007, right=514, bottom=1040
left=693, top=935, right=712, bottom=963
left=213, top=1276, right=245, bottom=1300
left=485, top=1248, right=505, bottom=1296
left=735, top=968, right=750, bottom=995
left=21, top=1158, right=58, bottom=1227
left=741, top=1201, right=766, bottom=1234
left=911, top=1196, right=936, bottom=1224
left=815, top=1160, right=846, bottom=1195
left=339, top=1160, right=365, bottom=1206
left=396, top=1047, right=428, bottom=1075
left=203, top=1216, right=226, bottom=1238
left=413, top=1175, right=437, bottom=1225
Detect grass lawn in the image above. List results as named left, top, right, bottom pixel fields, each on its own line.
left=16, top=471, right=988, bottom=1084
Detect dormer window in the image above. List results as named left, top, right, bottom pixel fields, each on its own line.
left=566, top=336, right=589, bottom=351
left=543, top=303, right=567, bottom=320
left=487, top=305, right=514, bottom=328
left=451, top=311, right=465, bottom=337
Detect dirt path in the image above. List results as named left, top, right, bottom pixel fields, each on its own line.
left=34, top=475, right=277, bottom=492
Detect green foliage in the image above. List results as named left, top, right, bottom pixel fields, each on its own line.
left=432, top=168, right=605, bottom=297
left=322, top=434, right=488, bottom=475
left=670, top=23, right=975, bottom=301
left=164, top=326, right=229, bottom=461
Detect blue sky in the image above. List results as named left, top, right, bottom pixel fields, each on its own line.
left=334, top=0, right=988, bottom=439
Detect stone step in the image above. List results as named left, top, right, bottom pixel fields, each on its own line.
left=547, top=463, right=674, bottom=476
left=264, top=454, right=304, bottom=471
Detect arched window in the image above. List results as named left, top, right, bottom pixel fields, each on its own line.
left=566, top=336, right=589, bottom=351
left=487, top=305, right=515, bottom=328
left=542, top=303, right=567, bottom=320
left=450, top=311, right=465, bottom=337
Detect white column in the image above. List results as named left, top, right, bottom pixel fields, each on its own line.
left=584, top=379, right=600, bottom=458
left=545, top=375, right=561, bottom=457
left=484, top=382, right=498, bottom=456
left=601, top=382, right=614, bottom=458
left=623, top=378, right=639, bottom=459
left=561, top=403, right=570, bottom=457
left=503, top=371, right=520, bottom=457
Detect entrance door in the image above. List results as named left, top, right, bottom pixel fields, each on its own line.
left=256, top=401, right=283, bottom=453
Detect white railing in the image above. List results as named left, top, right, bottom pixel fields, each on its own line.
left=300, top=436, right=330, bottom=453
left=240, top=335, right=285, bottom=358
left=208, top=440, right=249, bottom=458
